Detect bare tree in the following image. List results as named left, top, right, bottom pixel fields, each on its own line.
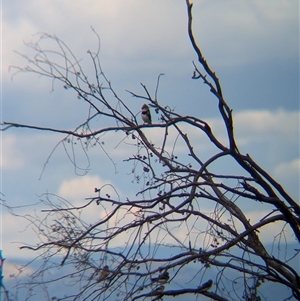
left=2, top=1, right=299, bottom=301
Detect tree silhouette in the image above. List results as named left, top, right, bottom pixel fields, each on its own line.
left=2, top=1, right=299, bottom=300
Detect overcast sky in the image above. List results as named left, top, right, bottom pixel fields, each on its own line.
left=1, top=0, right=299, bottom=293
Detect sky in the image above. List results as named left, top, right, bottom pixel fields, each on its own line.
left=1, top=0, right=299, bottom=299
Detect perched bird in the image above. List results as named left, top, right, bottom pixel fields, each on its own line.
left=141, top=104, right=152, bottom=124
left=151, top=285, right=165, bottom=295
left=198, top=279, right=213, bottom=292
left=97, top=265, right=109, bottom=282
left=151, top=271, right=169, bottom=284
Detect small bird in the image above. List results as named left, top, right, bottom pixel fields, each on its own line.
left=141, top=104, right=152, bottom=124
left=151, top=285, right=165, bottom=295
left=198, top=279, right=213, bottom=292
left=97, top=265, right=109, bottom=282
left=151, top=271, right=169, bottom=284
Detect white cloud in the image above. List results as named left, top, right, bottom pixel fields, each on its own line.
left=234, top=109, right=299, bottom=144
left=1, top=132, right=63, bottom=171
left=274, top=158, right=300, bottom=178
left=247, top=210, right=296, bottom=244
left=3, top=0, right=188, bottom=84
left=273, top=158, right=300, bottom=200
left=239, top=109, right=299, bottom=132
left=3, top=0, right=298, bottom=84
left=3, top=19, right=38, bottom=75
left=58, top=175, right=105, bottom=201
left=159, top=109, right=299, bottom=161
left=1, top=209, right=43, bottom=258
left=0, top=135, right=26, bottom=170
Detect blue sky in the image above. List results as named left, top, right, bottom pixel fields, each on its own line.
left=1, top=0, right=299, bottom=298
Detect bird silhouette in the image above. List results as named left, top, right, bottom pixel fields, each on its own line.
left=97, top=265, right=109, bottom=282
left=151, top=285, right=165, bottom=295
left=151, top=271, right=169, bottom=284
left=141, top=104, right=152, bottom=124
